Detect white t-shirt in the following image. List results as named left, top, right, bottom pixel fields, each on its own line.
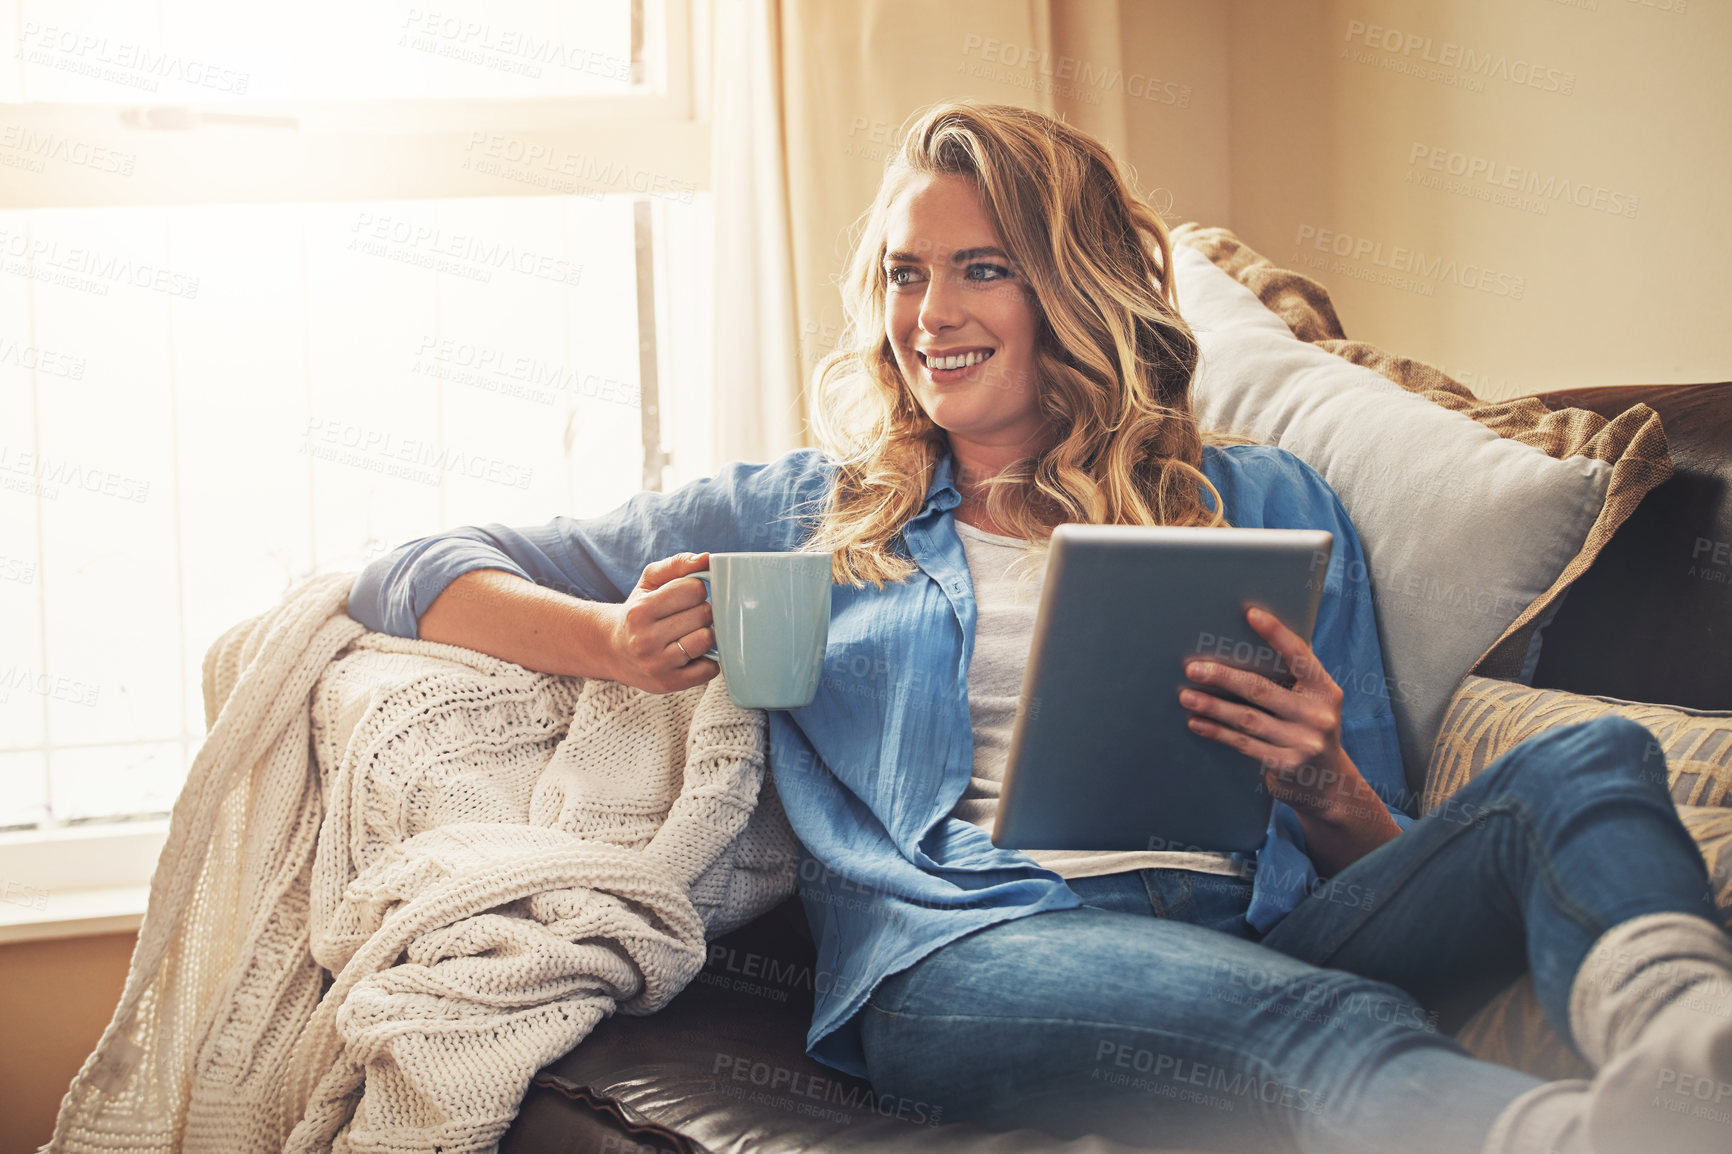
left=949, top=517, right=1251, bottom=881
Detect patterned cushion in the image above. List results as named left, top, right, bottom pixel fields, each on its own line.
left=1425, top=676, right=1732, bottom=813
left=1425, top=676, right=1732, bottom=1077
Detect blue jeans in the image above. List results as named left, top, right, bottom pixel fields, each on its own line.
left=1260, top=715, right=1718, bottom=1040
left=859, top=717, right=1717, bottom=1153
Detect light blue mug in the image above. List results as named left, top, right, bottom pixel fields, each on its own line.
left=689, top=551, right=833, bottom=709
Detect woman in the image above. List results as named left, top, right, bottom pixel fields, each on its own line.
left=347, top=102, right=1732, bottom=1153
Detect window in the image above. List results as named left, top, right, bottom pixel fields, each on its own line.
left=0, top=0, right=712, bottom=886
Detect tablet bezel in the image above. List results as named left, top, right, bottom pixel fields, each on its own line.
left=990, top=524, right=1334, bottom=855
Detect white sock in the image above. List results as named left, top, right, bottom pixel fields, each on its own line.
left=1479, top=1080, right=1591, bottom=1154
left=1568, top=912, right=1732, bottom=1070
left=1567, top=912, right=1732, bottom=1154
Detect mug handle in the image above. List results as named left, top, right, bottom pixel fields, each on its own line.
left=687, top=570, right=723, bottom=660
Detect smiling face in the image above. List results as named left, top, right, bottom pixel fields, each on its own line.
left=882, top=172, right=1049, bottom=472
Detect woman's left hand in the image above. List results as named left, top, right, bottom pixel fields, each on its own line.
left=1176, top=606, right=1400, bottom=872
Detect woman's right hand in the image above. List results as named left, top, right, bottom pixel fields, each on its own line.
left=603, top=552, right=720, bottom=694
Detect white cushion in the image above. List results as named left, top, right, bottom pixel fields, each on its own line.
left=1173, top=244, right=1613, bottom=789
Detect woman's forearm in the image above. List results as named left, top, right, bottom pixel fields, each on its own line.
left=416, top=568, right=621, bottom=681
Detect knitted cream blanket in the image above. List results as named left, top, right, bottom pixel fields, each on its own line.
left=44, top=572, right=800, bottom=1153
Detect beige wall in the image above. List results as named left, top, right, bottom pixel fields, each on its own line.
left=1228, top=0, right=1728, bottom=398
left=0, top=933, right=135, bottom=1154
left=780, top=0, right=1726, bottom=414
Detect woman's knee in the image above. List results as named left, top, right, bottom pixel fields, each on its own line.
left=1471, top=714, right=1670, bottom=811
left=1566, top=714, right=1667, bottom=777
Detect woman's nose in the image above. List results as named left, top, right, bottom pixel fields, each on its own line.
left=917, top=271, right=964, bottom=333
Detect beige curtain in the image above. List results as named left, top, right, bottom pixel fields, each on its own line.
left=714, top=0, right=1230, bottom=458
left=708, top=0, right=804, bottom=465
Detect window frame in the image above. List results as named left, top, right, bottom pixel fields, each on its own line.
left=2, top=0, right=706, bottom=210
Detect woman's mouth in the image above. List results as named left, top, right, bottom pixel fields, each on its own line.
left=918, top=348, right=995, bottom=382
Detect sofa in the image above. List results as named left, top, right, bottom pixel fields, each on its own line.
left=484, top=248, right=1732, bottom=1151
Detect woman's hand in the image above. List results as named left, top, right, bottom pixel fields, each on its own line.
left=1177, top=606, right=1400, bottom=874
left=603, top=552, right=721, bottom=694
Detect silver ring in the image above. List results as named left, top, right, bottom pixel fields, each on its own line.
left=674, top=639, right=692, bottom=663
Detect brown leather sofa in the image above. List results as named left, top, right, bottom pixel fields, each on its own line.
left=500, top=381, right=1732, bottom=1154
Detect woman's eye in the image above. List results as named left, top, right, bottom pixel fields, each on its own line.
left=886, top=266, right=920, bottom=286
left=966, top=263, right=1012, bottom=282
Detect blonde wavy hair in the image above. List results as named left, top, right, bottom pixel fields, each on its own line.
left=802, top=100, right=1239, bottom=590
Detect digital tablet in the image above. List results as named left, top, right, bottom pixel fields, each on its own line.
left=991, top=524, right=1334, bottom=855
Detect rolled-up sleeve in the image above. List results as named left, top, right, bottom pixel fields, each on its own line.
left=1305, top=473, right=1413, bottom=830
left=1207, top=445, right=1413, bottom=931
left=346, top=448, right=834, bottom=638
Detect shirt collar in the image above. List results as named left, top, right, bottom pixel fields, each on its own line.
left=920, top=449, right=962, bottom=517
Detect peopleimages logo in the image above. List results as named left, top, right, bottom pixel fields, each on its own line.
left=411, top=336, right=641, bottom=408
left=0, top=664, right=102, bottom=708
left=0, top=336, right=86, bottom=380
left=1343, top=19, right=1576, bottom=96
left=0, top=125, right=135, bottom=176
left=347, top=213, right=583, bottom=288
left=16, top=21, right=251, bottom=94
left=710, top=1053, right=944, bottom=1126
left=0, top=445, right=151, bottom=502
left=1407, top=143, right=1640, bottom=220
left=959, top=33, right=1192, bottom=108
left=399, top=9, right=633, bottom=83
left=0, top=228, right=201, bottom=299
left=1293, top=225, right=1525, bottom=300
left=301, top=418, right=534, bottom=490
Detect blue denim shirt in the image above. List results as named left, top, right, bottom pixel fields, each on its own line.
left=346, top=443, right=1413, bottom=1079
